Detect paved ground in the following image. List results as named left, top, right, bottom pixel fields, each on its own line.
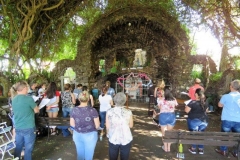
left=4, top=102, right=237, bottom=160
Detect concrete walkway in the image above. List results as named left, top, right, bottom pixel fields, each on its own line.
left=28, top=102, right=237, bottom=160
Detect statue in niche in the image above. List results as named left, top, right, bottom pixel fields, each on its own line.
left=133, top=49, right=146, bottom=67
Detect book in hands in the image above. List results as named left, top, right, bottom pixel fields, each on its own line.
left=32, top=95, right=39, bottom=102
left=184, top=99, right=192, bottom=105
left=180, top=92, right=189, bottom=95
left=39, top=98, right=50, bottom=109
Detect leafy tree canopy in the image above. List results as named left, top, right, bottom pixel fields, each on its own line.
left=0, top=0, right=239, bottom=79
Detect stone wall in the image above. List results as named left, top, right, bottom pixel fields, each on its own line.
left=52, top=5, right=219, bottom=95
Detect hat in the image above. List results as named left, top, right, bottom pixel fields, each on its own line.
left=195, top=78, right=201, bottom=83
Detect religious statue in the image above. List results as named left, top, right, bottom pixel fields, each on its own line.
left=133, top=49, right=147, bottom=67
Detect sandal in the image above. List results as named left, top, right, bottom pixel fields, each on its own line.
left=51, top=131, right=56, bottom=135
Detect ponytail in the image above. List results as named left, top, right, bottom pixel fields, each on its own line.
left=195, top=88, right=206, bottom=111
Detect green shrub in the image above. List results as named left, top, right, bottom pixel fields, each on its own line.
left=209, top=72, right=222, bottom=82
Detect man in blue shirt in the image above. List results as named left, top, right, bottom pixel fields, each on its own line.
left=106, top=81, right=115, bottom=98
left=73, top=84, right=82, bottom=106
left=215, top=79, right=240, bottom=157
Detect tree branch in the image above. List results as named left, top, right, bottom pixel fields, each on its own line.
left=42, top=0, right=64, bottom=11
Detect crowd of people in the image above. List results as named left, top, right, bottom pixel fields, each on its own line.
left=150, top=78, right=240, bottom=157
left=7, top=78, right=240, bottom=159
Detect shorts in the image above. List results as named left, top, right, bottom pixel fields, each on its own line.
left=159, top=112, right=176, bottom=126
left=46, top=107, right=59, bottom=113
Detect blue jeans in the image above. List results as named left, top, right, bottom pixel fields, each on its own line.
left=14, top=127, right=36, bottom=160
left=99, top=111, right=107, bottom=128
left=220, top=120, right=240, bottom=151
left=73, top=131, right=98, bottom=160
left=108, top=141, right=132, bottom=160
left=58, top=106, right=73, bottom=137
left=62, top=106, right=73, bottom=117
left=187, top=118, right=208, bottom=149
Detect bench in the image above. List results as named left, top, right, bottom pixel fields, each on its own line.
left=36, top=116, right=70, bottom=141
left=163, top=130, right=240, bottom=159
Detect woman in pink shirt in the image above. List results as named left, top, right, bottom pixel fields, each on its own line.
left=158, top=88, right=178, bottom=152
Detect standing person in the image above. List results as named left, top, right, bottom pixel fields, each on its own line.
left=70, top=91, right=100, bottom=160
left=8, top=84, right=19, bottom=139
left=12, top=81, right=39, bottom=160
left=215, top=79, right=240, bottom=157
left=148, top=80, right=156, bottom=116
left=91, top=82, right=99, bottom=102
left=38, top=83, right=46, bottom=99
left=59, top=83, right=76, bottom=137
left=73, top=83, right=82, bottom=106
left=61, top=83, right=76, bottom=117
left=82, top=86, right=94, bottom=107
left=106, top=92, right=134, bottom=160
left=73, top=83, right=83, bottom=96
left=185, top=88, right=208, bottom=155
left=106, top=81, right=115, bottom=98
left=188, top=78, right=204, bottom=100
left=27, top=82, right=38, bottom=96
left=38, top=83, right=47, bottom=117
left=44, top=82, right=60, bottom=135
left=158, top=88, right=178, bottom=152
left=154, top=79, right=165, bottom=103
left=98, top=85, right=113, bottom=135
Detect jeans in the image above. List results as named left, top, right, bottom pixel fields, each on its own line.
left=99, top=111, right=107, bottom=128
left=159, top=112, right=176, bottom=126
left=220, top=120, right=240, bottom=151
left=62, top=106, right=73, bottom=117
left=14, top=127, right=36, bottom=160
left=73, top=131, right=98, bottom=160
left=187, top=118, right=208, bottom=149
left=108, top=141, right=132, bottom=160
left=57, top=126, right=70, bottom=137
left=46, top=107, right=59, bottom=112
left=59, top=106, right=73, bottom=137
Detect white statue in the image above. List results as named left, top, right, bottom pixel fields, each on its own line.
left=133, top=49, right=146, bottom=67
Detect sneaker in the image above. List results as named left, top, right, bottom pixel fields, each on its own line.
left=97, top=127, right=104, bottom=130
left=51, top=131, right=56, bottom=135
left=230, top=151, right=237, bottom=157
left=198, top=149, right=204, bottom=155
left=215, top=148, right=228, bottom=156
left=68, top=128, right=73, bottom=134
left=188, top=147, right=196, bottom=154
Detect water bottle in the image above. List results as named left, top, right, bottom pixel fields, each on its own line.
left=177, top=143, right=185, bottom=159
left=179, top=143, right=183, bottom=153
left=99, top=135, right=103, bottom=141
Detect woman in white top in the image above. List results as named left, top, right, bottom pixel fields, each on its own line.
left=98, top=85, right=113, bottom=133
left=106, top=92, right=133, bottom=160
left=44, top=82, right=60, bottom=135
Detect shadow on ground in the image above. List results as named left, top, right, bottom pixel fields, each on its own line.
left=5, top=102, right=236, bottom=160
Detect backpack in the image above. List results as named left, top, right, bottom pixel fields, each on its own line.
left=36, top=126, right=48, bottom=137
